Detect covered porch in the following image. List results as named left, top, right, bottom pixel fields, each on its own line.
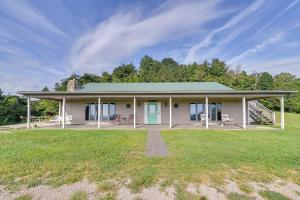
left=24, top=94, right=286, bottom=130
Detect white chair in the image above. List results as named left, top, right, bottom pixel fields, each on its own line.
left=50, top=115, right=72, bottom=124
left=65, top=115, right=72, bottom=124
left=50, top=115, right=62, bottom=122
left=221, top=114, right=234, bottom=126
left=200, top=114, right=208, bottom=126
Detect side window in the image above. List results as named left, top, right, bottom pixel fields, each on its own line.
left=85, top=104, right=89, bottom=120
left=190, top=103, right=196, bottom=121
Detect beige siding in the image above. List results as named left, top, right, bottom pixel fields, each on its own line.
left=222, top=100, right=243, bottom=125
left=65, top=99, right=85, bottom=124
left=65, top=98, right=245, bottom=125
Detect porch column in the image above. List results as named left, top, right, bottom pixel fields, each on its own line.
left=169, top=97, right=172, bottom=128
left=280, top=96, right=285, bottom=130
left=242, top=96, right=246, bottom=130
left=27, top=97, right=31, bottom=129
left=272, top=112, right=276, bottom=125
left=133, top=97, right=136, bottom=129
left=62, top=97, right=66, bottom=129
left=205, top=96, right=209, bottom=129
left=58, top=101, right=62, bottom=125
left=97, top=97, right=101, bottom=129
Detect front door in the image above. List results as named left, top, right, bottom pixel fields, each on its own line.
left=148, top=102, right=159, bottom=124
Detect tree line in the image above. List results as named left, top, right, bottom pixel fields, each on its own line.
left=1, top=56, right=299, bottom=125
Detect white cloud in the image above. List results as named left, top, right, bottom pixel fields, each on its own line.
left=69, top=0, right=231, bottom=72
left=0, top=0, right=69, bottom=38
left=228, top=32, right=285, bottom=64
left=241, top=54, right=300, bottom=77
left=198, top=17, right=260, bottom=61
left=184, top=0, right=265, bottom=63
left=260, top=0, right=300, bottom=31
left=0, top=55, right=66, bottom=93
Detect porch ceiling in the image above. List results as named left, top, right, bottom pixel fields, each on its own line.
left=18, top=90, right=297, bottom=101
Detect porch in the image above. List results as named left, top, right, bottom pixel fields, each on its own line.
left=25, top=95, right=286, bottom=130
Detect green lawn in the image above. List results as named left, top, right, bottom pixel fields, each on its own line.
left=0, top=129, right=147, bottom=189
left=161, top=112, right=300, bottom=185
left=0, top=113, right=299, bottom=191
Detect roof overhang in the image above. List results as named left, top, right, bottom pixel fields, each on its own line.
left=18, top=90, right=298, bottom=101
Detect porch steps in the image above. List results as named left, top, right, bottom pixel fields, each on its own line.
left=248, top=100, right=275, bottom=125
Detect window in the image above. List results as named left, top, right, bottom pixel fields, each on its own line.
left=85, top=103, right=116, bottom=121
left=208, top=103, right=222, bottom=121
left=190, top=103, right=221, bottom=121
left=85, top=103, right=97, bottom=121
left=190, top=103, right=204, bottom=121
left=190, top=103, right=197, bottom=121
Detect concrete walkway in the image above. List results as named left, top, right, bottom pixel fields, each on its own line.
left=145, top=127, right=168, bottom=157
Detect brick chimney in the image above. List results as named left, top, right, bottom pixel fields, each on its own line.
left=67, top=78, right=81, bottom=91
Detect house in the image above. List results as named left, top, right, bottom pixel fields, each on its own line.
left=18, top=80, right=297, bottom=130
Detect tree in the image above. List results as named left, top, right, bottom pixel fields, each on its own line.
left=208, top=59, right=228, bottom=77
left=112, top=64, right=138, bottom=82
left=139, top=55, right=162, bottom=82
left=42, top=86, right=49, bottom=92
left=80, top=73, right=101, bottom=85
left=0, top=95, right=27, bottom=125
left=161, top=58, right=178, bottom=67
left=32, top=100, right=58, bottom=116
left=100, top=71, right=112, bottom=82
left=32, top=87, right=58, bottom=117
left=257, top=72, right=274, bottom=90
left=273, top=73, right=296, bottom=90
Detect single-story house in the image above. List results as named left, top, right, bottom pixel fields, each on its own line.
left=18, top=80, right=297, bottom=130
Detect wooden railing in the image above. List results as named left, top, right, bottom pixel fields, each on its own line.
left=248, top=100, right=275, bottom=124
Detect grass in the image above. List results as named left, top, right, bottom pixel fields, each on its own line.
left=259, top=190, right=291, bottom=200
left=14, top=194, right=32, bottom=200
left=0, top=129, right=147, bottom=189
left=161, top=112, right=300, bottom=184
left=175, top=185, right=201, bottom=200
left=128, top=167, right=157, bottom=192
left=0, top=113, right=299, bottom=195
left=97, top=181, right=116, bottom=192
left=227, top=192, right=254, bottom=200
left=70, top=191, right=88, bottom=200
left=100, top=192, right=116, bottom=200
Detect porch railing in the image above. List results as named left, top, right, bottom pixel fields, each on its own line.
left=248, top=100, right=275, bottom=125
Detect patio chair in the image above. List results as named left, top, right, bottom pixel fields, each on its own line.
left=112, top=114, right=121, bottom=125
left=128, top=114, right=134, bottom=125
left=50, top=115, right=72, bottom=124
left=50, top=115, right=62, bottom=123
left=200, top=114, right=207, bottom=126
left=221, top=114, right=234, bottom=126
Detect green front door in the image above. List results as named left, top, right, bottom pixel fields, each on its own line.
left=148, top=102, right=158, bottom=124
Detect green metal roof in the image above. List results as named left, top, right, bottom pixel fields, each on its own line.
left=79, top=82, right=234, bottom=93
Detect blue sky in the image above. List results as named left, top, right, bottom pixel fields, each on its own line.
left=1, top=0, right=300, bottom=93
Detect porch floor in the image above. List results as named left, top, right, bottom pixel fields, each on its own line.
left=0, top=122, right=278, bottom=130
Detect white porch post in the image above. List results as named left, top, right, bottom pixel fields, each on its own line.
left=62, top=97, right=66, bottom=129
left=58, top=101, right=62, bottom=115
left=97, top=97, right=101, bottom=129
left=242, top=96, right=246, bottom=130
left=58, top=101, right=62, bottom=125
left=280, top=96, right=285, bottom=130
left=205, top=96, right=209, bottom=129
left=169, top=97, right=172, bottom=128
left=27, top=97, right=31, bottom=129
left=133, top=97, right=136, bottom=129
